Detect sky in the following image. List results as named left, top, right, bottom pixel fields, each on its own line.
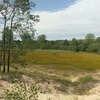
left=0, top=0, right=100, bottom=40
left=33, top=0, right=100, bottom=40
left=34, top=0, right=77, bottom=12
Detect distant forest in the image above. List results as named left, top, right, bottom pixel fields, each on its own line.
left=12, top=33, right=100, bottom=53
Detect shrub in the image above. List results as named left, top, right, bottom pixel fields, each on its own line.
left=78, top=75, right=95, bottom=84
left=4, top=79, right=40, bottom=100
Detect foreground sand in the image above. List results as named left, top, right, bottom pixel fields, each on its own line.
left=0, top=74, right=100, bottom=100
left=39, top=94, right=100, bottom=100
left=1, top=64, right=100, bottom=100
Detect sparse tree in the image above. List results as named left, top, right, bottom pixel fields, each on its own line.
left=0, top=0, right=39, bottom=72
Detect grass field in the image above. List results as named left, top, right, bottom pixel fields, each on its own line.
left=20, top=50, right=100, bottom=70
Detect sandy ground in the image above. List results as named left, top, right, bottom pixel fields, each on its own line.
left=39, top=94, right=100, bottom=100
left=38, top=70, right=100, bottom=100
left=0, top=82, right=100, bottom=100
left=0, top=69, right=100, bottom=100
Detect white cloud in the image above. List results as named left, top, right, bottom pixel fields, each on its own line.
left=35, top=0, right=100, bottom=40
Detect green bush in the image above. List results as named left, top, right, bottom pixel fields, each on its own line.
left=78, top=75, right=95, bottom=84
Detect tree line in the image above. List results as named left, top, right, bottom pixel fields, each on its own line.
left=18, top=33, right=100, bottom=54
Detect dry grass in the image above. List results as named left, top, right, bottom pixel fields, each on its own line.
left=19, top=50, right=100, bottom=70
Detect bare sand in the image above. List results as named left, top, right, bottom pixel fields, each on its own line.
left=38, top=94, right=100, bottom=100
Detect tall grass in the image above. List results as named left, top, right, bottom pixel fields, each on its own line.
left=18, top=50, right=100, bottom=70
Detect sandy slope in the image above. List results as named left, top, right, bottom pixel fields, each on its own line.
left=38, top=70, right=100, bottom=100
left=0, top=69, right=100, bottom=100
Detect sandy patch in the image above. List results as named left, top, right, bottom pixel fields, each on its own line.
left=38, top=94, right=100, bottom=100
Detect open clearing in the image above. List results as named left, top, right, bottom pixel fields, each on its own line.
left=1, top=50, right=100, bottom=100
left=21, top=50, right=100, bottom=70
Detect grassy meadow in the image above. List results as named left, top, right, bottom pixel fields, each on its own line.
left=20, top=50, right=100, bottom=70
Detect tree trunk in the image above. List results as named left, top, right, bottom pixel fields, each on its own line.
left=7, top=47, right=10, bottom=72
left=0, top=49, right=2, bottom=71
left=3, top=16, right=7, bottom=73
left=7, top=30, right=12, bottom=72
left=7, top=14, right=14, bottom=72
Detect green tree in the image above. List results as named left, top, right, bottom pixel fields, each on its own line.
left=20, top=31, right=36, bottom=49
left=85, top=33, right=95, bottom=40
left=63, top=39, right=69, bottom=46
left=37, top=34, right=46, bottom=42
left=37, top=34, right=47, bottom=49
left=0, top=0, right=39, bottom=72
left=87, top=43, right=100, bottom=53
left=71, top=38, right=79, bottom=52
left=95, top=37, right=100, bottom=43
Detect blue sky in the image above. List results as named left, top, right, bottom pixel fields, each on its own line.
left=35, top=0, right=100, bottom=40
left=34, top=0, right=77, bottom=12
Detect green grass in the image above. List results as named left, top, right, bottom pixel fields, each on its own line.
left=19, top=50, right=100, bottom=70
left=78, top=75, right=96, bottom=84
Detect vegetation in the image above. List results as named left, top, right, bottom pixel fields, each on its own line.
left=10, top=33, right=100, bottom=54
left=16, top=50, right=100, bottom=70
left=4, top=79, right=39, bottom=100
left=0, top=0, right=39, bottom=72
left=78, top=75, right=96, bottom=84
left=0, top=50, right=98, bottom=99
left=0, top=1, right=99, bottom=100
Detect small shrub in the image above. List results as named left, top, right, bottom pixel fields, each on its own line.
left=78, top=75, right=95, bottom=84
left=4, top=79, right=40, bottom=100
left=55, top=78, right=72, bottom=86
